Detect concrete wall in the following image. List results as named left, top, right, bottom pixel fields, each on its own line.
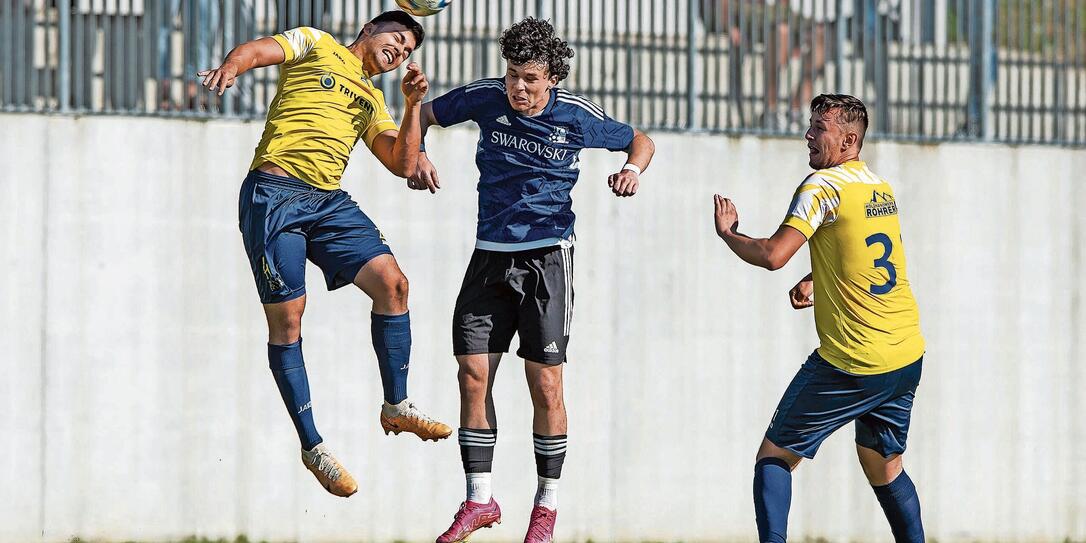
left=1, top=114, right=1083, bottom=542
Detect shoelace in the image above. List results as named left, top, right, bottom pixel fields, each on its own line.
left=309, top=450, right=341, bottom=481
left=525, top=509, right=554, bottom=539
left=403, top=402, right=437, bottom=424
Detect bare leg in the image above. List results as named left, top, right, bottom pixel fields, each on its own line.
left=524, top=361, right=566, bottom=435
left=264, top=295, right=305, bottom=345
left=856, top=444, right=903, bottom=486
left=858, top=445, right=925, bottom=542
left=458, top=353, right=502, bottom=429
left=353, top=254, right=409, bottom=315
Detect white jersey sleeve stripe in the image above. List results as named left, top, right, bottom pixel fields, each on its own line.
left=556, top=90, right=606, bottom=117
left=556, top=97, right=605, bottom=120
left=466, top=80, right=506, bottom=91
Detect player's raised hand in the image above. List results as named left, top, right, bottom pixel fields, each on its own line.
left=407, top=152, right=441, bottom=193
left=197, top=62, right=239, bottom=96
left=401, top=62, right=429, bottom=105
left=607, top=169, right=639, bottom=197
left=713, top=194, right=739, bottom=237
left=789, top=274, right=815, bottom=309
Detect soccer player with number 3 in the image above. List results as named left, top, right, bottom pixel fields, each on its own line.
left=712, top=95, right=927, bottom=543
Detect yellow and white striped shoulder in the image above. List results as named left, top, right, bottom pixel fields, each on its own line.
left=815, top=161, right=885, bottom=187
left=275, top=27, right=328, bottom=64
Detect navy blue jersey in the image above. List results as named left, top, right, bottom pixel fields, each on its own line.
left=431, top=78, right=635, bottom=250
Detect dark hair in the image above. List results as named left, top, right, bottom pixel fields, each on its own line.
left=499, top=17, right=574, bottom=81
left=811, top=94, right=869, bottom=135
left=368, top=10, right=425, bottom=49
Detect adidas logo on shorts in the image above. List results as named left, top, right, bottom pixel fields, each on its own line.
left=543, top=341, right=560, bottom=354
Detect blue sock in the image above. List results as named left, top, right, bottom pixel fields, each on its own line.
left=268, top=339, right=322, bottom=451
left=372, top=311, right=410, bottom=404
left=872, top=470, right=925, bottom=543
left=753, top=458, right=792, bottom=543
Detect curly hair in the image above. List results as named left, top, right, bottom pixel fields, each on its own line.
left=498, top=17, right=574, bottom=82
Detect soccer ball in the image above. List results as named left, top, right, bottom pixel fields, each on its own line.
left=395, top=0, right=451, bottom=16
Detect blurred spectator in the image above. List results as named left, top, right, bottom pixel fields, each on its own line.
left=158, top=0, right=221, bottom=111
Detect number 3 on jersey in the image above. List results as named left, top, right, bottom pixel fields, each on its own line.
left=865, top=233, right=897, bottom=295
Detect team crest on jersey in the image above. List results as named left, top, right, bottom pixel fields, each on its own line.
left=319, top=73, right=336, bottom=89
left=548, top=126, right=568, bottom=144
left=865, top=190, right=898, bottom=218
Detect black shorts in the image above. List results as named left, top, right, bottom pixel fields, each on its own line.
left=452, top=245, right=574, bottom=365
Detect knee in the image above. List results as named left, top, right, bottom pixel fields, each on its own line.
left=857, top=449, right=902, bottom=486
left=267, top=312, right=302, bottom=344
left=531, top=375, right=564, bottom=412
left=458, top=364, right=488, bottom=399
left=379, top=272, right=409, bottom=308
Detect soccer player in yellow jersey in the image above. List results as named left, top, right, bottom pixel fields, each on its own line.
left=196, top=11, right=452, bottom=499
left=713, top=95, right=925, bottom=542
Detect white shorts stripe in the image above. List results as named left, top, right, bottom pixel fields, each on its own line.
left=560, top=246, right=573, bottom=335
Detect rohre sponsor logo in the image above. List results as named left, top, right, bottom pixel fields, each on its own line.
left=490, top=131, right=570, bottom=161
left=865, top=190, right=898, bottom=218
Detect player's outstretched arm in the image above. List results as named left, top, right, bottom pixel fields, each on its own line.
left=371, top=63, right=428, bottom=178
left=713, top=194, right=806, bottom=270
left=607, top=129, right=655, bottom=197
left=197, top=37, right=286, bottom=96
left=407, top=102, right=440, bottom=193
left=789, top=273, right=814, bottom=309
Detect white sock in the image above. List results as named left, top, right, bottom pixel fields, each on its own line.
left=534, top=476, right=559, bottom=510
left=466, top=472, right=492, bottom=504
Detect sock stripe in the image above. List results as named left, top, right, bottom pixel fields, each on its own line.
left=533, top=439, right=567, bottom=447
left=535, top=446, right=567, bottom=456
left=460, top=437, right=497, bottom=447
left=532, top=434, right=567, bottom=478
left=459, top=428, right=497, bottom=438
left=533, top=435, right=567, bottom=455
left=458, top=429, right=498, bottom=446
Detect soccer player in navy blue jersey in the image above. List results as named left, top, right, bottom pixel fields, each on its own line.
left=410, top=17, right=655, bottom=543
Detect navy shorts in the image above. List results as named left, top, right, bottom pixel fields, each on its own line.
left=765, top=351, right=923, bottom=459
left=238, top=170, right=392, bottom=304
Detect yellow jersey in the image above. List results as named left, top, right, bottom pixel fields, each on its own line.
left=782, top=160, right=925, bottom=374
left=250, top=27, right=398, bottom=190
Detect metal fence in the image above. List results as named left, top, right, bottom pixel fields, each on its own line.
left=2, top=0, right=1084, bottom=145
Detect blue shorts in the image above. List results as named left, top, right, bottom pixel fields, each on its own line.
left=765, top=351, right=923, bottom=459
left=238, top=170, right=392, bottom=304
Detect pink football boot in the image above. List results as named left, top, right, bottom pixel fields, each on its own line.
left=436, top=499, right=502, bottom=543
left=523, top=505, right=557, bottom=543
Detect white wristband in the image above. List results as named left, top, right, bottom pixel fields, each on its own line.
left=621, top=163, right=641, bottom=176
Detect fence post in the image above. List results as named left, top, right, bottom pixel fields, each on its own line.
left=223, top=0, right=235, bottom=116
left=980, top=0, right=994, bottom=141
left=58, top=1, right=71, bottom=112
left=687, top=0, right=699, bottom=130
